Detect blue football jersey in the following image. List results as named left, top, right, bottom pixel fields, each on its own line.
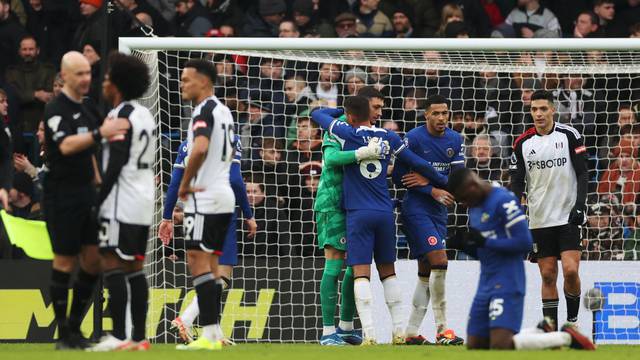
left=174, top=140, right=189, bottom=169
left=233, top=134, right=242, bottom=164
left=468, top=186, right=531, bottom=295
left=328, top=121, right=406, bottom=211
left=399, top=126, right=464, bottom=218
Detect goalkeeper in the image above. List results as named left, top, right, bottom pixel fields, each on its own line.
left=315, top=107, right=382, bottom=346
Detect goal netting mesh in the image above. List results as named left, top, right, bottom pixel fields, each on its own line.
left=128, top=41, right=640, bottom=344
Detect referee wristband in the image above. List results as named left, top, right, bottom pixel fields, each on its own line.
left=92, top=128, right=102, bottom=143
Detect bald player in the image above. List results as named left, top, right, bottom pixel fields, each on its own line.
left=43, top=51, right=128, bottom=350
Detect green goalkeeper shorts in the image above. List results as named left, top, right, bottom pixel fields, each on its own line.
left=316, top=211, right=347, bottom=252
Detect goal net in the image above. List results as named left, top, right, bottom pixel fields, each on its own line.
left=122, top=38, right=640, bottom=344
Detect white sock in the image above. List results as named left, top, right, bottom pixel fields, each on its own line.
left=353, top=278, right=375, bottom=339
left=513, top=332, right=571, bottom=350
left=519, top=326, right=544, bottom=334
left=338, top=321, right=353, bottom=332
left=181, top=295, right=199, bottom=327
left=213, top=324, right=225, bottom=340
left=323, top=326, right=336, bottom=336
left=406, top=277, right=430, bottom=337
left=202, top=324, right=219, bottom=342
left=430, top=269, right=447, bottom=333
left=382, top=276, right=405, bottom=338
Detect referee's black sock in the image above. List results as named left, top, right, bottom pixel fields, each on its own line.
left=565, top=291, right=581, bottom=323
left=194, top=273, right=217, bottom=326
left=542, top=298, right=559, bottom=330
left=127, top=270, right=149, bottom=342
left=50, top=270, right=71, bottom=340
left=104, top=269, right=127, bottom=340
left=68, top=269, right=99, bottom=334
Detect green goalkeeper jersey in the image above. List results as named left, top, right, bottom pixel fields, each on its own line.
left=314, top=115, right=355, bottom=213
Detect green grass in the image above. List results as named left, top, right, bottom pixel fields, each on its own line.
left=0, top=344, right=639, bottom=360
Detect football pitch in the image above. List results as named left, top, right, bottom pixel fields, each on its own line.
left=1, top=344, right=639, bottom=360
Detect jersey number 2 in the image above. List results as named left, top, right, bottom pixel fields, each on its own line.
left=137, top=130, right=150, bottom=169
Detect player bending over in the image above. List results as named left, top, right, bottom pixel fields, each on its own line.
left=315, top=102, right=382, bottom=345
left=447, top=168, right=595, bottom=351
left=392, top=95, right=464, bottom=345
left=160, top=136, right=257, bottom=345
left=90, top=53, right=155, bottom=351
left=311, top=96, right=448, bottom=344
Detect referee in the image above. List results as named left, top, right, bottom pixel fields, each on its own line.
left=43, top=51, right=128, bottom=349
left=510, top=90, right=588, bottom=329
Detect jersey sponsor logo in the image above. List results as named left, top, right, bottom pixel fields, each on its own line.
left=47, top=115, right=62, bottom=132
left=427, top=236, right=438, bottom=246
left=447, top=148, right=454, bottom=158
left=431, top=161, right=451, bottom=172
left=502, top=200, right=520, bottom=220
left=526, top=157, right=568, bottom=170
left=359, top=159, right=382, bottom=178
left=480, top=230, right=497, bottom=240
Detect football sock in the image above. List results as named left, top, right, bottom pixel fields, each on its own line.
left=127, top=270, right=148, bottom=342
left=194, top=272, right=217, bottom=342
left=104, top=269, right=127, bottom=340
left=542, top=298, right=559, bottom=329
left=353, top=277, right=375, bottom=339
left=430, top=268, right=448, bottom=333
left=50, top=269, right=71, bottom=339
left=68, top=269, right=98, bottom=334
left=320, top=258, right=342, bottom=335
left=565, top=291, right=580, bottom=323
left=513, top=331, right=571, bottom=350
left=181, top=296, right=199, bottom=327
left=221, top=276, right=231, bottom=290
left=381, top=275, right=404, bottom=337
left=406, top=275, right=430, bottom=337
left=213, top=278, right=224, bottom=328
left=339, top=266, right=356, bottom=325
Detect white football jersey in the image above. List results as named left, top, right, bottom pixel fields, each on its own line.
left=510, top=123, right=586, bottom=229
left=100, top=101, right=156, bottom=225
left=184, top=95, right=235, bottom=214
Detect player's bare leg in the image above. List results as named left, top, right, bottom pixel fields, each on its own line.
left=466, top=335, right=490, bottom=349
left=320, top=246, right=349, bottom=345
left=377, top=263, right=404, bottom=344
left=538, top=256, right=559, bottom=329
left=560, top=250, right=582, bottom=323
left=352, top=264, right=376, bottom=344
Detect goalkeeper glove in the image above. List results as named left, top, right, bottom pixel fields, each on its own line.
left=355, top=137, right=382, bottom=161
left=568, top=205, right=587, bottom=226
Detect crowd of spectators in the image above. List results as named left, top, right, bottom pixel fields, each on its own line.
left=1, top=0, right=639, bottom=260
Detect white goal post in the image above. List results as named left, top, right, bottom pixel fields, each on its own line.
left=119, top=37, right=640, bottom=344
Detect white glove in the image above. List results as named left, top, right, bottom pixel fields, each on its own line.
left=355, top=137, right=382, bottom=161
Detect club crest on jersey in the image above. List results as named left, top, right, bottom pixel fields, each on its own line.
left=427, top=236, right=438, bottom=246
left=481, top=212, right=490, bottom=223
left=447, top=148, right=454, bottom=158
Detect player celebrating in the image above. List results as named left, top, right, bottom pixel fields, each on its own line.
left=510, top=90, right=588, bottom=328
left=392, top=95, right=464, bottom=345
left=447, top=168, right=595, bottom=351
left=89, top=53, right=155, bottom=351
left=175, top=59, right=236, bottom=351
left=161, top=135, right=257, bottom=345
left=43, top=51, right=128, bottom=350
left=314, top=95, right=383, bottom=345
left=312, top=96, right=448, bottom=345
